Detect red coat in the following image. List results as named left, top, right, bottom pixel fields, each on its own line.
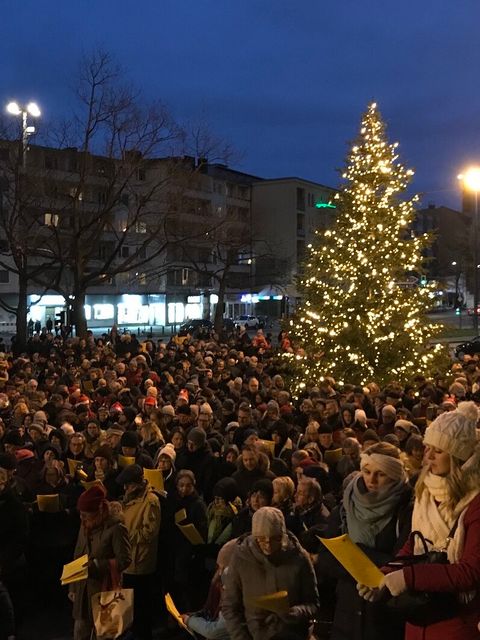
left=398, top=493, right=480, bottom=640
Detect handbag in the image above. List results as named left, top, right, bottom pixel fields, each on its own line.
left=386, top=524, right=459, bottom=627
left=91, top=560, right=134, bottom=639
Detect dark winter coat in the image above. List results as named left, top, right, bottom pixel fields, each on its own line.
left=0, top=487, right=29, bottom=581
left=176, top=446, right=216, bottom=501
left=316, top=484, right=412, bottom=640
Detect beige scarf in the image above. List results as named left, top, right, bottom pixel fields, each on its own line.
left=412, top=472, right=479, bottom=563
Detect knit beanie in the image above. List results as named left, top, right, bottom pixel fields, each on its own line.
left=424, top=401, right=478, bottom=461
left=252, top=506, right=286, bottom=538
left=77, top=485, right=107, bottom=513
left=250, top=478, right=274, bottom=503
left=120, top=431, right=140, bottom=449
left=213, top=477, right=238, bottom=503
left=394, top=419, right=415, bottom=434
left=159, top=443, right=177, bottom=464
left=188, top=427, right=207, bottom=448
left=161, top=404, right=175, bottom=417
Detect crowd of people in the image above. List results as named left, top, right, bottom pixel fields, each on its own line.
left=0, top=323, right=480, bottom=640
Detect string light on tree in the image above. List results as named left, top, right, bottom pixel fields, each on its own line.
left=287, top=102, right=446, bottom=392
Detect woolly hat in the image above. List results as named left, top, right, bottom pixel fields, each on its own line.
left=116, top=463, right=144, bottom=485
left=110, top=402, right=124, bottom=413
left=187, top=427, right=206, bottom=448
left=158, top=443, right=176, bottom=464
left=144, top=396, right=157, bottom=407
left=33, top=410, right=48, bottom=424
left=161, top=404, right=175, bottom=417
left=252, top=506, right=286, bottom=538
left=77, top=485, right=107, bottom=513
left=250, top=478, right=274, bottom=502
left=28, top=423, right=46, bottom=436
left=424, top=401, right=478, bottom=461
left=394, top=419, right=415, bottom=434
left=120, top=430, right=140, bottom=449
left=213, top=477, right=238, bottom=503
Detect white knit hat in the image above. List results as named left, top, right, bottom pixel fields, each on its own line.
left=251, top=506, right=286, bottom=538
left=161, top=404, right=175, bottom=417
left=158, top=443, right=176, bottom=464
left=354, top=409, right=367, bottom=425
left=424, top=401, right=478, bottom=461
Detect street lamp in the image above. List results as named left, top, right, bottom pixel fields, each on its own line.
left=458, top=168, right=480, bottom=334
left=5, top=101, right=41, bottom=168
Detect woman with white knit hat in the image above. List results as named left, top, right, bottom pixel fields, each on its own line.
left=317, top=441, right=412, bottom=640
left=358, top=401, right=480, bottom=640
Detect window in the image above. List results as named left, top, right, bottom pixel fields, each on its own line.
left=120, top=193, right=130, bottom=206
left=137, top=168, right=146, bottom=181
left=98, top=192, right=107, bottom=205
left=135, top=221, right=147, bottom=234
left=121, top=246, right=130, bottom=258
left=297, top=213, right=305, bottom=235
left=296, top=188, right=305, bottom=211
left=45, top=156, right=58, bottom=170
left=0, top=270, right=9, bottom=283
left=238, top=186, right=249, bottom=199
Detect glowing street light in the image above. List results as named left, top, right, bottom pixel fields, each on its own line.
left=458, top=168, right=480, bottom=334
left=5, top=100, right=41, bottom=168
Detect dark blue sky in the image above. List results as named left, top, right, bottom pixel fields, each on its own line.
left=1, top=0, right=479, bottom=208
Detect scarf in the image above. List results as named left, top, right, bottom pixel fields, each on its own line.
left=412, top=472, right=480, bottom=562
left=342, top=474, right=407, bottom=547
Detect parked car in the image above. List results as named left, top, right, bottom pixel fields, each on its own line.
left=234, top=314, right=260, bottom=329
left=178, top=319, right=213, bottom=337
left=454, top=336, right=480, bottom=359
left=179, top=318, right=236, bottom=337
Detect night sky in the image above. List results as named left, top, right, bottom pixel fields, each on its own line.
left=1, top=0, right=479, bottom=208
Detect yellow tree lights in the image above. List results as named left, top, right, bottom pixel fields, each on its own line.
left=288, top=103, right=445, bottom=391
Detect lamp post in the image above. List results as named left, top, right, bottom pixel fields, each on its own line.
left=5, top=101, right=41, bottom=168
left=458, top=168, right=480, bottom=335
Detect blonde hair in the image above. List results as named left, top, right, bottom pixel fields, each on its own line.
left=272, top=476, right=295, bottom=502
left=140, top=421, right=164, bottom=444
left=415, top=455, right=466, bottom=513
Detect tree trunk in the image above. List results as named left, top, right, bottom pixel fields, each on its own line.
left=213, top=278, right=227, bottom=334
left=15, top=275, right=28, bottom=354
left=72, top=288, right=88, bottom=337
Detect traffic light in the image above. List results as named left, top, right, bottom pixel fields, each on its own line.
left=419, top=275, right=427, bottom=286
left=455, top=307, right=461, bottom=316
left=55, top=310, right=65, bottom=326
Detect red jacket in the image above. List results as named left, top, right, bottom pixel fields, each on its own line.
left=397, top=493, right=480, bottom=640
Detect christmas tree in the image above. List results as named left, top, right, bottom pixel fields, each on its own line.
left=288, top=102, right=444, bottom=390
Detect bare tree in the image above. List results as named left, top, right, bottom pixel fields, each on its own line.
left=33, top=49, right=185, bottom=336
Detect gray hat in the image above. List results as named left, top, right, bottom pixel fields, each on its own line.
left=252, top=506, right=286, bottom=538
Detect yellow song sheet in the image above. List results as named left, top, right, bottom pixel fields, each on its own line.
left=81, top=479, right=104, bottom=491
left=176, top=522, right=205, bottom=545
left=318, top=534, right=385, bottom=588
left=249, top=590, right=289, bottom=614
left=118, top=455, right=136, bottom=468
left=61, top=554, right=89, bottom=586
left=37, top=494, right=60, bottom=513
left=143, top=468, right=164, bottom=492
left=165, top=593, right=195, bottom=637
left=324, top=448, right=343, bottom=464
left=67, top=458, right=83, bottom=476
left=175, top=508, right=187, bottom=524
